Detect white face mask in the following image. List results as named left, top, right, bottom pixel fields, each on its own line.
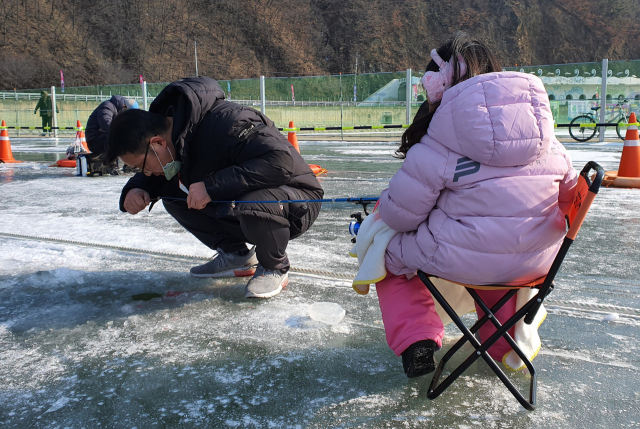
left=150, top=144, right=182, bottom=180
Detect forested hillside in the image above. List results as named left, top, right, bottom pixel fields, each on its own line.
left=1, top=0, right=639, bottom=90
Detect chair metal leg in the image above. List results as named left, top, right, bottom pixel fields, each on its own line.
left=466, top=288, right=537, bottom=408
left=428, top=289, right=519, bottom=395
left=418, top=272, right=538, bottom=410
left=467, top=288, right=538, bottom=377
left=466, top=297, right=540, bottom=409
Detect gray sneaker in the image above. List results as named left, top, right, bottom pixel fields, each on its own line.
left=190, top=247, right=258, bottom=278
left=244, top=266, right=289, bottom=299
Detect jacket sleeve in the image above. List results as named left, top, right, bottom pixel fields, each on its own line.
left=378, top=142, right=447, bottom=232
left=557, top=146, right=578, bottom=218
left=203, top=110, right=294, bottom=200
left=96, top=102, right=116, bottom=132
left=34, top=100, right=42, bottom=113
left=119, top=173, right=166, bottom=212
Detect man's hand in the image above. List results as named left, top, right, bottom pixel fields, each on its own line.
left=123, top=188, right=151, bottom=214
left=187, top=182, right=211, bottom=210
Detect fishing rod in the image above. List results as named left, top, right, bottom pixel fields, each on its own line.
left=156, top=196, right=379, bottom=206
left=153, top=196, right=378, bottom=237
left=154, top=196, right=377, bottom=213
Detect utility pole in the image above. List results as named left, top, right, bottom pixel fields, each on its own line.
left=194, top=39, right=199, bottom=77
left=599, top=59, right=608, bottom=142
left=260, top=76, right=265, bottom=114
left=354, top=54, right=358, bottom=102
left=143, top=81, right=148, bottom=111
left=406, top=69, right=412, bottom=124
left=340, top=72, right=344, bottom=140
left=51, top=86, right=58, bottom=138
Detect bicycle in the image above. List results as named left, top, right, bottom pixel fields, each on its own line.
left=568, top=99, right=629, bottom=142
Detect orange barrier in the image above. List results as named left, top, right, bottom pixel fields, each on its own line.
left=50, top=159, right=77, bottom=168
left=0, top=120, right=20, bottom=163
left=309, top=164, right=327, bottom=176
left=602, top=112, right=640, bottom=188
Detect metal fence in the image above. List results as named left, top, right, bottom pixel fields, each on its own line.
left=1, top=70, right=425, bottom=136
left=16, top=71, right=417, bottom=103
left=4, top=60, right=640, bottom=137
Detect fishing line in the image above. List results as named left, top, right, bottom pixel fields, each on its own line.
left=156, top=196, right=379, bottom=206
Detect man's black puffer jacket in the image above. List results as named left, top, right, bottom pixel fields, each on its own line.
left=86, top=95, right=129, bottom=155
left=118, top=77, right=323, bottom=223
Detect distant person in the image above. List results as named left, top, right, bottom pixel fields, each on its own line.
left=106, top=77, right=323, bottom=299
left=372, top=34, right=577, bottom=378
left=33, top=91, right=58, bottom=137
left=85, top=95, right=138, bottom=174
left=86, top=95, right=138, bottom=156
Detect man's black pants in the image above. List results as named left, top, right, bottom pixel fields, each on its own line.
left=41, top=116, right=52, bottom=133
left=161, top=184, right=322, bottom=272
left=87, top=133, right=109, bottom=156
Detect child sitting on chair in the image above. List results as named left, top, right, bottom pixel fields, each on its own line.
left=375, top=33, right=577, bottom=378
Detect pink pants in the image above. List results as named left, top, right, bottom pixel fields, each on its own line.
left=376, top=274, right=517, bottom=361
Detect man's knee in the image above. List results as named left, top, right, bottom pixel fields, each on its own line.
left=87, top=134, right=109, bottom=155
left=234, top=188, right=321, bottom=239
left=238, top=213, right=288, bottom=238
left=288, top=200, right=322, bottom=239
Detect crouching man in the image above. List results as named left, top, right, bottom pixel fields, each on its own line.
left=85, top=95, right=138, bottom=174
left=106, top=77, right=323, bottom=299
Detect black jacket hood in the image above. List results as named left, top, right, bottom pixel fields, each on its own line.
left=109, top=95, right=127, bottom=111
left=149, top=77, right=226, bottom=155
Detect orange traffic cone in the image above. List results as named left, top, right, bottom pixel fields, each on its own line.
left=601, top=112, right=640, bottom=188
left=617, top=112, right=640, bottom=178
left=287, top=121, right=300, bottom=153
left=0, top=120, right=20, bottom=163
left=285, top=121, right=326, bottom=176
left=77, top=120, right=90, bottom=152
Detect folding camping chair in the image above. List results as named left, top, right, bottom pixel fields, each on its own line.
left=417, top=161, right=604, bottom=410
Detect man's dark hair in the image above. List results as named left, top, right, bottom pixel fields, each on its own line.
left=106, top=109, right=170, bottom=164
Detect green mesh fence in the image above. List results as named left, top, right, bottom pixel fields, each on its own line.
left=19, top=83, right=170, bottom=98
left=262, top=72, right=407, bottom=102
left=17, top=72, right=412, bottom=102
left=8, top=60, right=640, bottom=132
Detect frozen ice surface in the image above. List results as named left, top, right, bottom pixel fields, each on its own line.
left=1, top=138, right=640, bottom=427
left=308, top=302, right=346, bottom=325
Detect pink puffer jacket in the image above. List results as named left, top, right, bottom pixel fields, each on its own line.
left=380, top=72, right=577, bottom=285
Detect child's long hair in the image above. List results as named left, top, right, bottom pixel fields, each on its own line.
left=396, top=33, right=502, bottom=159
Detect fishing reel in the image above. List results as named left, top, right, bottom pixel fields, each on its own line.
left=348, top=200, right=373, bottom=243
